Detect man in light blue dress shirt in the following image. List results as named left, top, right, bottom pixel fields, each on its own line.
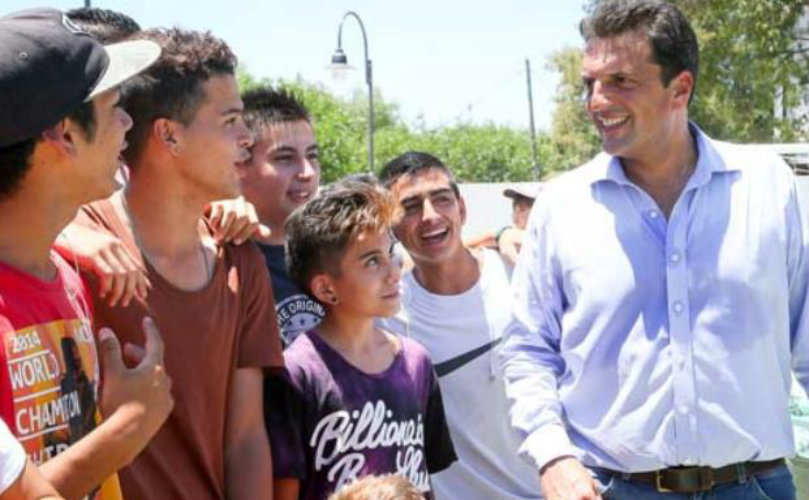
left=500, top=1, right=809, bottom=499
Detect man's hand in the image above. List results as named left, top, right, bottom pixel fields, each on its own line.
left=56, top=227, right=149, bottom=308
left=98, top=317, right=173, bottom=454
left=206, top=197, right=272, bottom=245
left=540, top=457, right=602, bottom=500
left=498, top=226, right=525, bottom=267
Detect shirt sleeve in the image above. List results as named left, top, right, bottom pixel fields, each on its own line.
left=786, top=170, right=809, bottom=398
left=424, top=367, right=456, bottom=474
left=264, top=367, right=307, bottom=479
left=498, top=194, right=578, bottom=471
left=237, top=243, right=284, bottom=369
left=0, top=418, right=26, bottom=495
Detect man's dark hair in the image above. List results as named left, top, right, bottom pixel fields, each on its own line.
left=242, top=86, right=311, bottom=135
left=122, top=28, right=237, bottom=166
left=66, top=7, right=141, bottom=44
left=580, top=0, right=699, bottom=101
left=285, top=178, right=395, bottom=296
left=378, top=151, right=460, bottom=198
left=0, top=103, right=95, bottom=202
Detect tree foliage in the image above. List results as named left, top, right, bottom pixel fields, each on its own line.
left=237, top=68, right=558, bottom=183
left=674, top=0, right=809, bottom=141
left=546, top=47, right=601, bottom=170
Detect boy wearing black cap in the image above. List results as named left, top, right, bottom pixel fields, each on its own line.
left=0, top=9, right=172, bottom=500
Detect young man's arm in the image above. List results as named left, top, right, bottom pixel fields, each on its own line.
left=39, top=319, right=173, bottom=500
left=1, top=459, right=64, bottom=500
left=225, top=367, right=273, bottom=500
left=0, top=419, right=62, bottom=500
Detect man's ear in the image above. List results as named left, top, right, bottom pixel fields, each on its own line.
left=458, top=192, right=468, bottom=226
left=670, top=70, right=694, bottom=109
left=41, top=119, right=77, bottom=156
left=310, top=273, right=338, bottom=305
left=153, top=118, right=181, bottom=155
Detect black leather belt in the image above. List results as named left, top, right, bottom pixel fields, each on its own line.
left=598, top=458, right=785, bottom=493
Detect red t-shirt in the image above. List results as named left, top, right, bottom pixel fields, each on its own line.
left=0, top=252, right=122, bottom=500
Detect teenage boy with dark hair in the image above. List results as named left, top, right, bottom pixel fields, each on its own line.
left=267, top=178, right=456, bottom=500
left=378, top=152, right=542, bottom=500
left=0, top=9, right=172, bottom=500
left=237, top=85, right=323, bottom=345
left=65, top=27, right=283, bottom=500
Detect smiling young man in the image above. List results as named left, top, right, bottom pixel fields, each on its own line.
left=378, top=152, right=542, bottom=500
left=500, top=2, right=809, bottom=500
left=237, top=86, right=323, bottom=345
left=65, top=28, right=283, bottom=500
left=0, top=9, right=173, bottom=500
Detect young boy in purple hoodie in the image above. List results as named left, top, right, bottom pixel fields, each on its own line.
left=267, top=178, right=456, bottom=500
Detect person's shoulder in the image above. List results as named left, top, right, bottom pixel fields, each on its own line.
left=480, top=247, right=508, bottom=271
left=222, top=239, right=265, bottom=264
left=708, top=137, right=792, bottom=177
left=398, top=335, right=433, bottom=365
left=560, top=152, right=611, bottom=183
left=283, top=332, right=325, bottom=373
left=221, top=240, right=271, bottom=282
left=533, top=153, right=611, bottom=206
left=51, top=252, right=85, bottom=291
left=77, top=194, right=122, bottom=235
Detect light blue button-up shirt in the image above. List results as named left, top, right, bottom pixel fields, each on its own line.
left=500, top=126, right=809, bottom=473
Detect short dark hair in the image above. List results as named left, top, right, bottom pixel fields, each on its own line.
left=285, top=177, right=396, bottom=295
left=580, top=0, right=699, bottom=100
left=66, top=7, right=141, bottom=44
left=122, top=28, right=237, bottom=166
left=378, top=151, right=460, bottom=198
left=0, top=102, right=95, bottom=202
left=242, top=86, right=311, bottom=135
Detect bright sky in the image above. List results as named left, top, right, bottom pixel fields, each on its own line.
left=5, top=0, right=588, bottom=131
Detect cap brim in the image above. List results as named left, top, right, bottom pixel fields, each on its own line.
left=86, top=39, right=160, bottom=101
left=503, top=188, right=533, bottom=199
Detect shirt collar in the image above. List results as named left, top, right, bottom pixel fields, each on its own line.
left=592, top=122, right=741, bottom=188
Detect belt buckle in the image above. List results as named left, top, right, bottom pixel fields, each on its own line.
left=655, top=470, right=673, bottom=493
left=655, top=467, right=716, bottom=493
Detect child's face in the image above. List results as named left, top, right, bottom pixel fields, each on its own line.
left=236, top=120, right=320, bottom=228
left=326, top=230, right=402, bottom=318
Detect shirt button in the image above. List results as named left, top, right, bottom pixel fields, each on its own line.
left=672, top=301, right=684, bottom=315
left=648, top=210, right=660, bottom=219
left=670, top=251, right=682, bottom=265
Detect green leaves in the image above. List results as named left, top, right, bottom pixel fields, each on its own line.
left=237, top=68, right=552, bottom=182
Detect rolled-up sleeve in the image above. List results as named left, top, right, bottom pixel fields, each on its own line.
left=499, top=196, right=576, bottom=471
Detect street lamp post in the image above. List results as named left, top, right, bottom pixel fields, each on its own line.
left=329, top=11, right=374, bottom=173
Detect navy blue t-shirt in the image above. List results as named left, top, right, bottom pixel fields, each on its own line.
left=258, top=244, right=325, bottom=346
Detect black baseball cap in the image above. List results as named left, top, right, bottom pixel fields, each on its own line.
left=0, top=8, right=160, bottom=148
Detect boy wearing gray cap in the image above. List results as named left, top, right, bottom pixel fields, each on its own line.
left=0, top=9, right=172, bottom=500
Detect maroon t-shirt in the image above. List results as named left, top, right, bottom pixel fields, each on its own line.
left=77, top=198, right=283, bottom=500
